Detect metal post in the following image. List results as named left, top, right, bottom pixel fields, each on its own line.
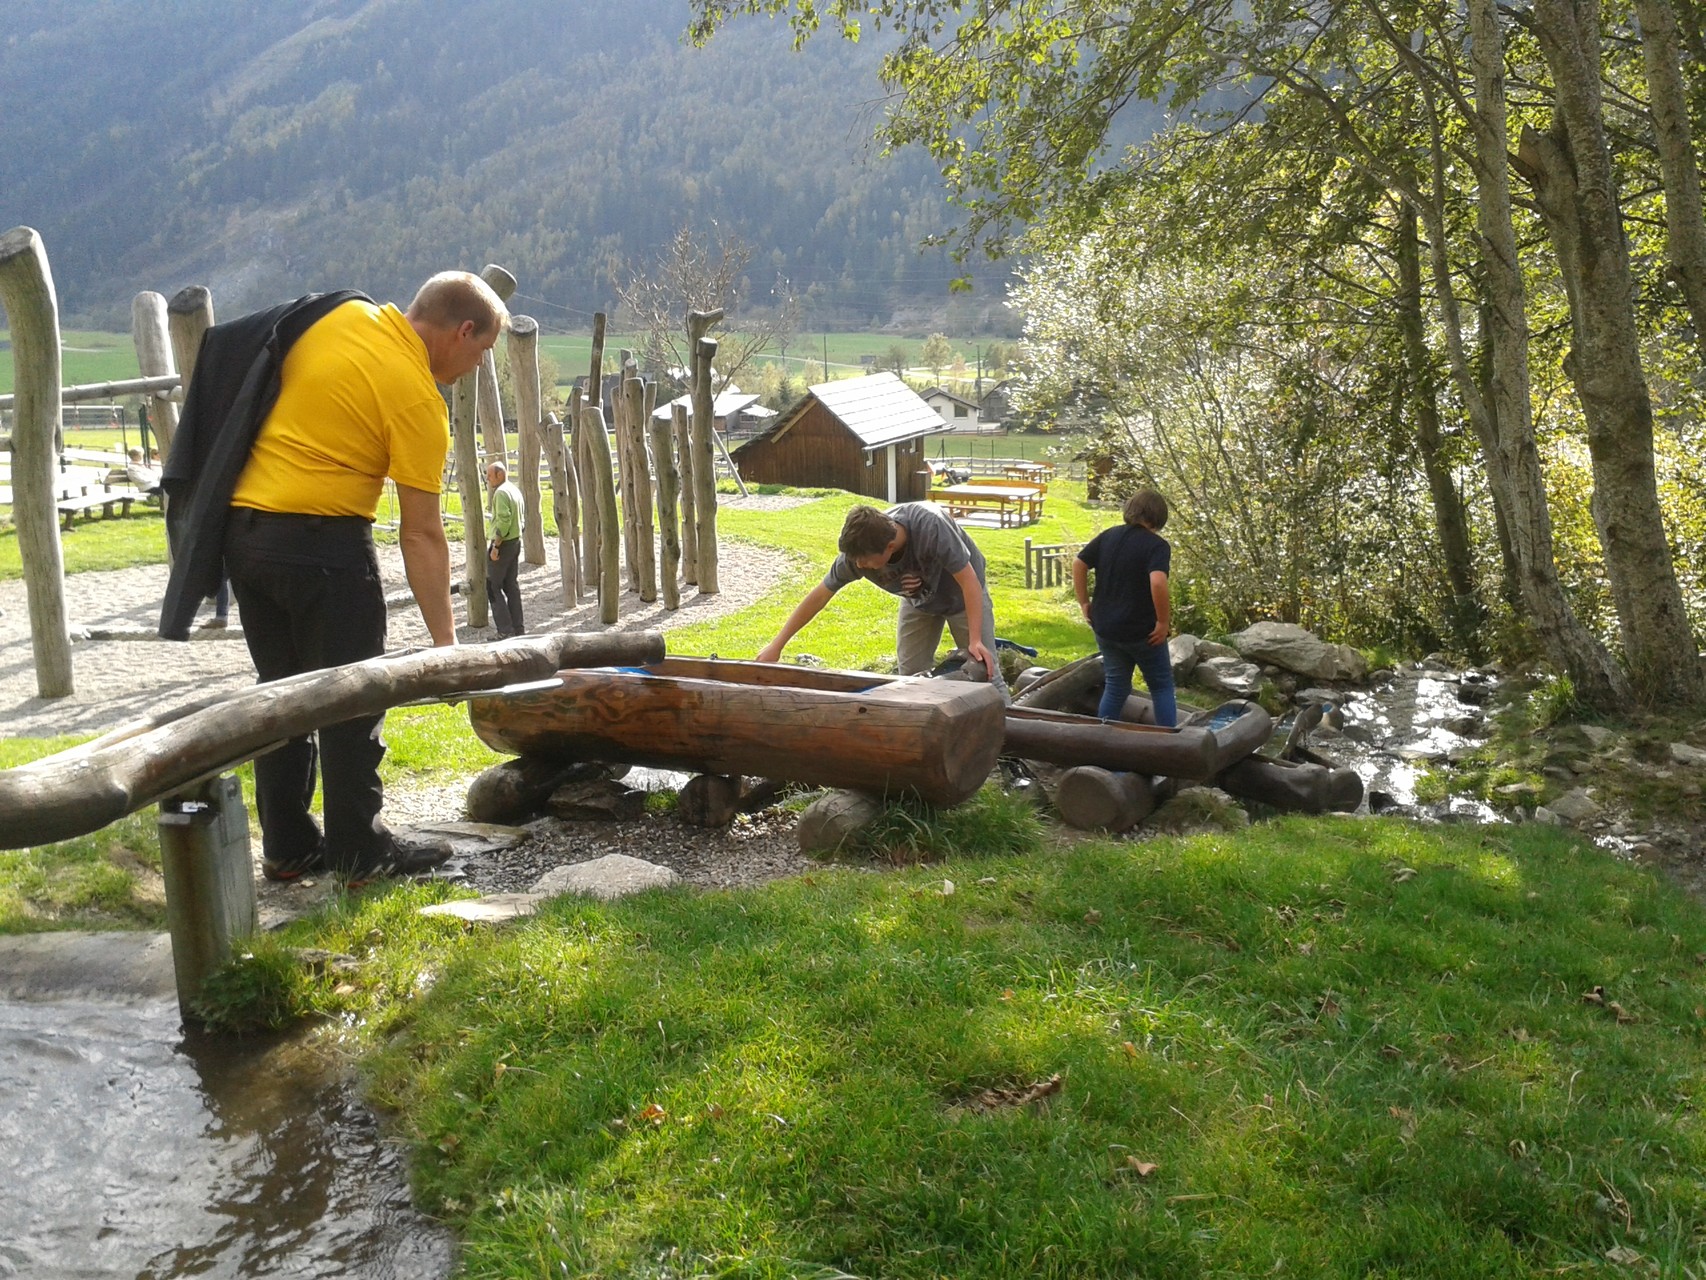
left=157, top=773, right=256, bottom=1017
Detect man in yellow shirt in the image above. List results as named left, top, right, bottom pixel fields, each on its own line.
left=220, top=271, right=508, bottom=885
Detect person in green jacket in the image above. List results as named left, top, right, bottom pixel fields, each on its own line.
left=484, top=460, right=526, bottom=637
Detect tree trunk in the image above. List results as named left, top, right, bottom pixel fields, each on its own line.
left=507, top=315, right=548, bottom=565
left=542, top=411, right=582, bottom=604
left=130, top=291, right=179, bottom=462
left=675, top=402, right=699, bottom=584
left=1633, top=0, right=1706, bottom=349
left=1521, top=0, right=1703, bottom=707
left=453, top=370, right=489, bottom=629
left=0, top=226, right=73, bottom=697
left=1394, top=204, right=1482, bottom=656
left=584, top=402, right=622, bottom=624
left=690, top=326, right=721, bottom=594
left=627, top=373, right=658, bottom=602
left=650, top=408, right=683, bottom=609
left=1460, top=0, right=1629, bottom=707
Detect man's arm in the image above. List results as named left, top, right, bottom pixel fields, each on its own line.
left=756, top=582, right=835, bottom=663
left=1148, top=569, right=1171, bottom=646
left=1072, top=557, right=1092, bottom=624
left=397, top=482, right=457, bottom=646
left=950, top=563, right=997, bottom=678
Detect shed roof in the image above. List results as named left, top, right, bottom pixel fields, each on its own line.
left=805, top=372, right=952, bottom=449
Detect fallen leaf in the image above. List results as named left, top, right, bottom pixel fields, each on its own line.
left=1389, top=1106, right=1417, bottom=1141
left=1508, top=1028, right=1530, bottom=1042
left=1318, top=994, right=1341, bottom=1019
left=1605, top=1245, right=1644, bottom=1265
left=1582, top=986, right=1607, bottom=1006
left=1380, top=1044, right=1402, bottom=1060
left=636, top=1103, right=667, bottom=1125
left=1121, top=1041, right=1138, bottom=1058
left=1124, top=1156, right=1159, bottom=1177
left=332, top=982, right=356, bottom=996
left=704, top=1103, right=725, bottom=1119
left=1084, top=909, right=1103, bottom=925
left=1607, top=1001, right=1636, bottom=1024
left=493, top=1061, right=507, bottom=1081
left=1297, top=942, right=1313, bottom=956
left=1001, top=989, right=1014, bottom=1001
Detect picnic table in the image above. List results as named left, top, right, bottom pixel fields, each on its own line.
left=1001, top=461, right=1053, bottom=489
left=930, top=482, right=1045, bottom=528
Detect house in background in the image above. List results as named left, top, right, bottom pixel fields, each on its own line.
left=652, top=389, right=777, bottom=441
left=978, top=379, right=1014, bottom=427
left=918, top=385, right=984, bottom=432
left=731, top=372, right=951, bottom=503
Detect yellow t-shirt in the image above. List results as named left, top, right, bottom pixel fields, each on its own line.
left=231, top=301, right=449, bottom=516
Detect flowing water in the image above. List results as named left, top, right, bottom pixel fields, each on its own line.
left=0, top=981, right=453, bottom=1278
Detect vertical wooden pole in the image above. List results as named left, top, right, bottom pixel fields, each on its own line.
left=157, top=774, right=256, bottom=1016
left=690, top=333, right=721, bottom=595
left=616, top=351, right=640, bottom=592
left=508, top=315, right=547, bottom=565
left=650, top=405, right=682, bottom=610
left=476, top=264, right=517, bottom=472
left=131, top=291, right=179, bottom=462
left=674, top=402, right=698, bottom=584
left=584, top=403, right=622, bottom=624
left=453, top=370, right=489, bottom=629
left=166, top=285, right=215, bottom=395
left=0, top=226, right=72, bottom=697
left=579, top=314, right=606, bottom=587
left=627, top=373, right=657, bottom=602
left=543, top=410, right=582, bottom=603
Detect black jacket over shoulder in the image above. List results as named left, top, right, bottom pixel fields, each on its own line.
left=158, top=290, right=370, bottom=639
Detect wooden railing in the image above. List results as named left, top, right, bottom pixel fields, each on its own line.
left=1024, top=536, right=1077, bottom=588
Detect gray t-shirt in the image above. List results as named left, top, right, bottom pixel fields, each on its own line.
left=821, top=502, right=987, bottom=616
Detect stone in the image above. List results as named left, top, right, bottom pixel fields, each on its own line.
left=1578, top=725, right=1614, bottom=750
left=796, top=789, right=885, bottom=852
left=1168, top=633, right=1201, bottom=680
left=531, top=854, right=682, bottom=901
left=1545, top=788, right=1601, bottom=823
left=466, top=757, right=620, bottom=824
left=419, top=893, right=543, bottom=923
left=1442, top=713, right=1484, bottom=735
left=1533, top=806, right=1563, bottom=825
left=1228, top=621, right=1369, bottom=682
left=1192, top=655, right=1263, bottom=698
left=1196, top=639, right=1240, bottom=661
left=1668, top=741, right=1706, bottom=768
left=547, top=778, right=648, bottom=822
left=1454, top=680, right=1494, bottom=706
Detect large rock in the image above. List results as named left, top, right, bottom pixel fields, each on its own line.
left=796, top=789, right=885, bottom=852
left=1229, top=622, right=1368, bottom=683
left=1545, top=788, right=1601, bottom=823
left=532, top=854, right=681, bottom=900
left=1192, top=655, right=1263, bottom=698
left=1168, top=634, right=1201, bottom=681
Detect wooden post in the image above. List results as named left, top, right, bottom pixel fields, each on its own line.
left=583, top=402, right=622, bottom=624
left=689, top=329, right=721, bottom=594
left=508, top=315, right=547, bottom=565
left=0, top=226, right=73, bottom=697
left=615, top=352, right=640, bottom=592
left=578, top=314, right=606, bottom=588
left=674, top=402, right=698, bottom=584
left=627, top=373, right=657, bottom=602
left=650, top=405, right=682, bottom=610
left=157, top=773, right=255, bottom=1016
left=166, top=285, right=215, bottom=397
left=453, top=370, right=489, bottom=628
left=130, top=291, right=179, bottom=462
left=542, top=411, right=582, bottom=603
left=475, top=265, right=517, bottom=472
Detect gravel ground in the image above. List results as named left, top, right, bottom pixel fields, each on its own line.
left=2, top=495, right=830, bottom=917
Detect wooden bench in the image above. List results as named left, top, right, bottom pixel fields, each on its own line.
left=929, top=483, right=1045, bottom=528
left=58, top=490, right=136, bottom=529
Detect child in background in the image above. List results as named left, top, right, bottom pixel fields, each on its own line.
left=1073, top=489, right=1175, bottom=726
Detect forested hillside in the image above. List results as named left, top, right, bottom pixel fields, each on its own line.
left=0, top=0, right=1006, bottom=329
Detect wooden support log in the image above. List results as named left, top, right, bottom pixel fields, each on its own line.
left=130, top=290, right=179, bottom=461
left=542, top=411, right=583, bottom=603
left=626, top=372, right=658, bottom=602
left=583, top=402, right=622, bottom=624
left=508, top=316, right=548, bottom=565
left=678, top=773, right=742, bottom=827
left=1013, top=653, right=1105, bottom=710
left=650, top=407, right=683, bottom=609
left=1215, top=755, right=1364, bottom=814
left=616, top=353, right=640, bottom=592
left=166, top=285, right=215, bottom=397
left=578, top=314, right=606, bottom=585
left=674, top=402, right=698, bottom=585
left=1053, top=766, right=1156, bottom=832
left=452, top=370, right=490, bottom=628
left=0, top=629, right=665, bottom=850
left=158, top=772, right=255, bottom=1015
left=475, top=263, right=518, bottom=469
left=0, top=373, right=179, bottom=411
left=0, top=226, right=73, bottom=697
left=687, top=314, right=721, bottom=594
left=1004, top=706, right=1220, bottom=778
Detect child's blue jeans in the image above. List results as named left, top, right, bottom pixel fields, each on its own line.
left=1095, top=633, right=1177, bottom=726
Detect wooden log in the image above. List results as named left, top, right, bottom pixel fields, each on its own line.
left=678, top=773, right=742, bottom=827
left=166, top=285, right=215, bottom=396
left=578, top=314, right=606, bottom=585
left=1216, top=754, right=1364, bottom=814
left=130, top=290, right=179, bottom=461
left=0, top=227, right=73, bottom=698
left=508, top=316, right=548, bottom=564
left=687, top=316, right=721, bottom=594
left=1003, top=706, right=1221, bottom=778
left=1053, top=766, right=1156, bottom=832
left=650, top=408, right=682, bottom=609
left=0, top=629, right=665, bottom=850
left=583, top=402, right=622, bottom=624
left=157, top=772, right=255, bottom=1015
left=475, top=263, right=517, bottom=469
left=542, top=411, right=583, bottom=603
left=674, top=402, right=698, bottom=584
left=627, top=373, right=658, bottom=602
left=452, top=369, right=490, bottom=628
left=1013, top=653, right=1105, bottom=710
left=616, top=353, right=640, bottom=592
left=0, top=373, right=179, bottom=411
left=468, top=657, right=1005, bottom=807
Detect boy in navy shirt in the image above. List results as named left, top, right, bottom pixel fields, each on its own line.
left=1073, top=489, right=1175, bottom=725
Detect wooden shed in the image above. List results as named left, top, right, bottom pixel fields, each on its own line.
left=731, top=373, right=950, bottom=502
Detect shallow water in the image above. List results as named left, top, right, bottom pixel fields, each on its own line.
left=0, top=996, right=453, bottom=1279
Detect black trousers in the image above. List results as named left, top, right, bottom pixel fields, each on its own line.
left=222, top=508, right=388, bottom=874
left=486, top=538, right=524, bottom=637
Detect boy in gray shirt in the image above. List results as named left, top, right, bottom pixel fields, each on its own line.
left=757, top=502, right=1005, bottom=693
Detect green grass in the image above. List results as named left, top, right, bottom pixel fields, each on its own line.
left=0, top=329, right=141, bottom=394
left=0, top=506, right=168, bottom=580
left=206, top=816, right=1706, bottom=1279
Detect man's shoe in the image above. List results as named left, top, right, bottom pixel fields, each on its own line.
left=199, top=616, right=229, bottom=630
left=339, top=832, right=455, bottom=889
left=262, top=843, right=328, bottom=882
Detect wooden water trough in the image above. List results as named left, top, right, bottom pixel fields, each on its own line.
left=467, top=656, right=1007, bottom=808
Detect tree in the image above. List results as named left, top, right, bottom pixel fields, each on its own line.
left=920, top=332, right=953, bottom=378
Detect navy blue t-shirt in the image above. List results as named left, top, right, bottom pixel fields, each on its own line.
left=1078, top=524, right=1171, bottom=642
